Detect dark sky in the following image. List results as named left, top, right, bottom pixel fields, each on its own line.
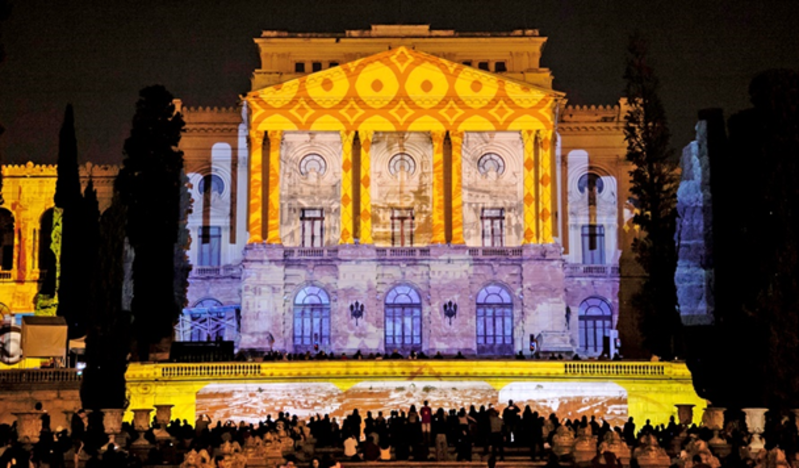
left=0, top=0, right=797, bottom=165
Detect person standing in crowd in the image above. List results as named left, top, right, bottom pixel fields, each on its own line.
left=420, top=401, right=433, bottom=445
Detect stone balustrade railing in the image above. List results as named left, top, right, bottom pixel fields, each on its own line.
left=565, top=264, right=621, bottom=276
left=124, top=360, right=689, bottom=383
left=190, top=265, right=242, bottom=278
left=564, top=362, right=666, bottom=377
left=283, top=247, right=339, bottom=259
left=467, top=247, right=524, bottom=257
left=0, top=369, right=82, bottom=384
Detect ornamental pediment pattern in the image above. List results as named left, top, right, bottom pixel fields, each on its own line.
left=247, top=47, right=560, bottom=133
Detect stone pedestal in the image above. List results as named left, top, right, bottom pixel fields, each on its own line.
left=101, top=408, right=124, bottom=447
left=634, top=434, right=671, bottom=468
left=12, top=411, right=43, bottom=445
left=131, top=408, right=153, bottom=447
left=552, top=425, right=575, bottom=457
left=743, top=408, right=768, bottom=457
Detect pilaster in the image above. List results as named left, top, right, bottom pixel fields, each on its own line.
left=247, top=132, right=264, bottom=243
left=265, top=130, right=283, bottom=244
left=450, top=131, right=465, bottom=245
left=431, top=131, right=447, bottom=244
left=359, top=130, right=374, bottom=244
left=339, top=130, right=355, bottom=244
left=521, top=130, right=538, bottom=244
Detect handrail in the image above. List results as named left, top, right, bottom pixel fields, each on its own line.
left=0, top=369, right=82, bottom=383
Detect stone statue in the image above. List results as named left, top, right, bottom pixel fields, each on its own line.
left=565, top=306, right=572, bottom=330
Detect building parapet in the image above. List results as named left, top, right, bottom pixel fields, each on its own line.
left=125, top=360, right=692, bottom=383
left=565, top=264, right=620, bottom=277
left=190, top=265, right=242, bottom=278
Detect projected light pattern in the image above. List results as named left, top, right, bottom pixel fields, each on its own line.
left=196, top=380, right=628, bottom=426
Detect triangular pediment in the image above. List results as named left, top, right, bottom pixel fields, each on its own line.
left=247, top=46, right=562, bottom=133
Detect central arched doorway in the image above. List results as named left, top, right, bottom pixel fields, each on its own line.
left=384, top=284, right=422, bottom=354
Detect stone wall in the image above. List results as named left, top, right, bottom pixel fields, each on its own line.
left=239, top=244, right=572, bottom=355
left=675, top=120, right=714, bottom=326
left=0, top=384, right=80, bottom=428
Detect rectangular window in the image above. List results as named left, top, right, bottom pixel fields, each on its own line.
left=390, top=208, right=414, bottom=247
left=328, top=62, right=339, bottom=68
left=481, top=208, right=505, bottom=247
left=494, top=61, right=507, bottom=72
left=581, top=224, right=605, bottom=265
left=311, top=62, right=322, bottom=72
left=478, top=61, right=490, bottom=71
left=198, top=226, right=221, bottom=266
left=294, top=62, right=305, bottom=73
left=462, top=61, right=472, bottom=67
left=300, top=208, right=325, bottom=247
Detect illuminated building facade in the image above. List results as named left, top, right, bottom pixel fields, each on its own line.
left=1, top=25, right=635, bottom=357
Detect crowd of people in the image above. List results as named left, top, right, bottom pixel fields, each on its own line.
left=2, top=401, right=798, bottom=468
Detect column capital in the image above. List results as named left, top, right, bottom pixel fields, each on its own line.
left=267, top=130, right=283, bottom=144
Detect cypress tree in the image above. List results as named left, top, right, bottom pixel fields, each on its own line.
left=116, top=85, right=186, bottom=360
left=55, top=104, right=92, bottom=337
left=81, top=191, right=129, bottom=410
left=622, top=33, right=681, bottom=358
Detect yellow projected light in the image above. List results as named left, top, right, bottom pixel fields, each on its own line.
left=126, top=360, right=705, bottom=428
left=245, top=47, right=562, bottom=245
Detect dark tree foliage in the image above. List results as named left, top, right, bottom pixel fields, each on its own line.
left=54, top=105, right=95, bottom=337
left=0, top=0, right=10, bottom=205
left=708, top=69, right=799, bottom=408
left=116, top=85, right=186, bottom=360
left=622, top=33, right=681, bottom=358
left=81, top=192, right=129, bottom=410
left=173, top=170, right=192, bottom=312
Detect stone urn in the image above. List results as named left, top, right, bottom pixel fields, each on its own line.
left=154, top=404, right=173, bottom=426
left=153, top=404, right=173, bottom=441
left=12, top=411, right=43, bottom=445
left=702, top=407, right=727, bottom=447
left=101, top=408, right=124, bottom=447
left=131, top=408, right=152, bottom=447
left=743, top=408, right=768, bottom=456
left=676, top=404, right=696, bottom=426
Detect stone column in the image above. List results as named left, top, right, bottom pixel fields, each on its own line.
left=537, top=129, right=554, bottom=243
left=339, top=130, right=355, bottom=244
left=450, top=131, right=465, bottom=245
left=521, top=129, right=538, bottom=244
left=359, top=130, right=374, bottom=244
left=248, top=131, right=265, bottom=243
left=431, top=131, right=447, bottom=244
left=265, top=130, right=283, bottom=244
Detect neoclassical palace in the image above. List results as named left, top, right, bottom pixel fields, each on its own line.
left=1, top=25, right=637, bottom=357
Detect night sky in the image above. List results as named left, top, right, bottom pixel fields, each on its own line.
left=0, top=0, right=797, bottom=165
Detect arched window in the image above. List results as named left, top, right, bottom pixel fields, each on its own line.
left=194, top=298, right=223, bottom=309
left=477, top=153, right=506, bottom=176
left=384, top=284, right=422, bottom=353
left=198, top=174, right=225, bottom=196
left=0, top=208, right=15, bottom=271
left=299, top=154, right=327, bottom=176
left=578, top=297, right=613, bottom=354
left=293, top=286, right=331, bottom=353
left=37, top=208, right=57, bottom=295
left=476, top=284, right=514, bottom=355
left=388, top=153, right=416, bottom=177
